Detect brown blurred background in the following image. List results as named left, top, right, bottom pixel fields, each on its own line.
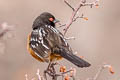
left=0, top=0, right=120, bottom=80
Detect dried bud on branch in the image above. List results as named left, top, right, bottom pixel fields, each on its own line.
left=60, top=66, right=66, bottom=72
left=70, top=68, right=76, bottom=77
left=64, top=75, right=69, bottom=80
left=103, top=64, right=114, bottom=74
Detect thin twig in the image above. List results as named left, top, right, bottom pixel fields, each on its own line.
left=72, top=14, right=84, bottom=22
left=64, top=0, right=75, bottom=11
left=63, top=0, right=99, bottom=36
left=25, top=74, right=28, bottom=80
left=63, top=0, right=82, bottom=36
left=65, top=37, right=75, bottom=40
left=93, top=66, right=104, bottom=80
left=36, top=69, right=42, bottom=80
left=56, top=69, right=73, bottom=76
left=58, top=24, right=66, bottom=28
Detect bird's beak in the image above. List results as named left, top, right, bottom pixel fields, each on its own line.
left=53, top=19, right=60, bottom=24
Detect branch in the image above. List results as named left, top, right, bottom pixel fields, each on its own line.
left=0, top=22, right=14, bottom=38
left=63, top=0, right=100, bottom=36
left=0, top=22, right=15, bottom=55
left=25, top=63, right=114, bottom=80
left=64, top=0, right=75, bottom=11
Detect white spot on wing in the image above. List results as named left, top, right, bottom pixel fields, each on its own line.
left=36, top=43, right=38, bottom=46
left=45, top=25, right=59, bottom=34
left=41, top=40, right=49, bottom=49
left=44, top=51, right=48, bottom=54
left=38, top=40, right=41, bottom=43
left=35, top=38, right=38, bottom=41
left=48, top=25, right=51, bottom=28
left=41, top=28, right=46, bottom=36
left=60, top=34, right=68, bottom=46
left=33, top=38, right=35, bottom=41
left=34, top=52, right=43, bottom=59
left=63, top=38, right=68, bottom=46
left=30, top=38, right=33, bottom=41
left=39, top=28, right=42, bottom=38
left=51, top=26, right=59, bottom=33
left=31, top=44, right=36, bottom=48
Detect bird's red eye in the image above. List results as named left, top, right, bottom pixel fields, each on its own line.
left=49, top=18, right=54, bottom=22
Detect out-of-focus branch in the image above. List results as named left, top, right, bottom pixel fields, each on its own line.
left=63, top=0, right=100, bottom=36
left=0, top=22, right=14, bottom=38
left=36, top=69, right=45, bottom=80
left=25, top=69, right=44, bottom=80
left=25, top=74, right=29, bottom=80
left=0, top=22, right=15, bottom=55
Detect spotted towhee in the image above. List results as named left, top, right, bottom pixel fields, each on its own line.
left=27, top=12, right=91, bottom=68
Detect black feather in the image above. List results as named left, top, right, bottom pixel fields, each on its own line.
left=54, top=48, right=91, bottom=68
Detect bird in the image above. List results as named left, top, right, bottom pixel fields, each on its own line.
left=27, top=12, right=91, bottom=68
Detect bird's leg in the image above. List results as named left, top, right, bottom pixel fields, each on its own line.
left=47, top=62, right=52, bottom=70
left=44, top=62, right=52, bottom=80
left=50, top=62, right=58, bottom=80
left=44, top=62, right=58, bottom=80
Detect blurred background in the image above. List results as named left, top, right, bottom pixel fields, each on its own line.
left=0, top=0, right=120, bottom=80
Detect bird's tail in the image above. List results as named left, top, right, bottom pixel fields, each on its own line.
left=55, top=48, right=91, bottom=68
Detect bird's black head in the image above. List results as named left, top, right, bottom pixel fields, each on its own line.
left=32, top=12, right=59, bottom=30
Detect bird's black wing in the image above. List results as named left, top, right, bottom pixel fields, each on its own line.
left=29, top=26, right=52, bottom=62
